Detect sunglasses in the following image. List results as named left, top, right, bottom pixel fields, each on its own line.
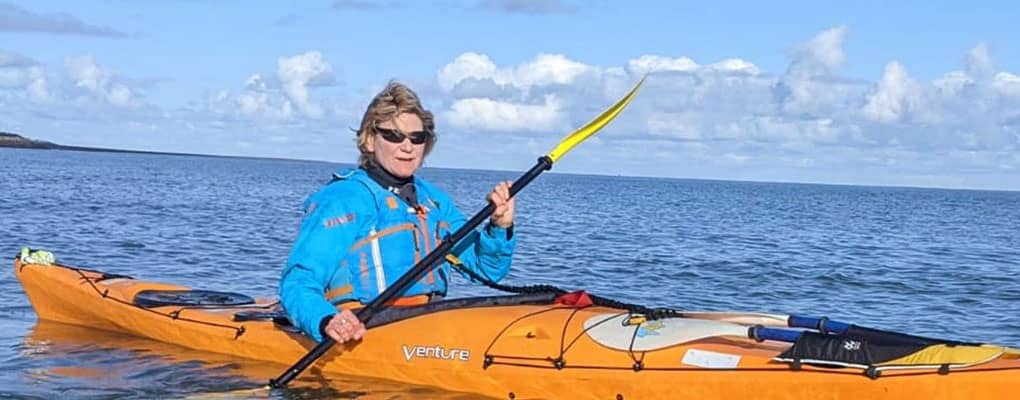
left=375, top=127, right=431, bottom=145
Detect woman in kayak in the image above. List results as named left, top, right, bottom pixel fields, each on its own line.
left=280, top=81, right=517, bottom=344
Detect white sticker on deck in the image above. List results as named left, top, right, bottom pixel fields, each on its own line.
left=681, top=349, right=742, bottom=369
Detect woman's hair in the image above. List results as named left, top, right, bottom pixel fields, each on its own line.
left=355, top=81, right=436, bottom=168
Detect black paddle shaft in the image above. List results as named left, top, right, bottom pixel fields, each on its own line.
left=269, top=156, right=553, bottom=388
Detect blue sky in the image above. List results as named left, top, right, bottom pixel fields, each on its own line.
left=2, top=0, right=1018, bottom=190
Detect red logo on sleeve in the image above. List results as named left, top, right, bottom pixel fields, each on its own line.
left=323, top=214, right=355, bottom=228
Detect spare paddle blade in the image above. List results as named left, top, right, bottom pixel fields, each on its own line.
left=547, top=75, right=646, bottom=163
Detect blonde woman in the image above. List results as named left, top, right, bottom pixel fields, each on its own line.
left=280, top=82, right=516, bottom=344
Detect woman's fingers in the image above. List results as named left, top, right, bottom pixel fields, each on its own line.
left=489, top=181, right=515, bottom=228
left=326, top=309, right=367, bottom=344
left=497, top=181, right=511, bottom=200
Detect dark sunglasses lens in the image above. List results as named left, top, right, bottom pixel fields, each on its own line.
left=407, top=131, right=429, bottom=145
left=378, top=128, right=404, bottom=143
left=378, top=128, right=429, bottom=145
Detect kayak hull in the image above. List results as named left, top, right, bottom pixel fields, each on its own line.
left=15, top=259, right=1020, bottom=399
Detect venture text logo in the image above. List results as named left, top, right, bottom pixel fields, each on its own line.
left=402, top=344, right=471, bottom=362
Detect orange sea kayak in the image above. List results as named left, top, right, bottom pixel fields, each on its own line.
left=15, top=257, right=1020, bottom=399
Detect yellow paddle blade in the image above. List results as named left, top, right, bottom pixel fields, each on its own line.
left=877, top=344, right=1003, bottom=367
left=546, top=75, right=646, bottom=163
left=986, top=344, right=1020, bottom=359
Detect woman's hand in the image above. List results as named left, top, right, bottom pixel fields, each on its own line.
left=487, top=180, right=515, bottom=228
left=323, top=308, right=367, bottom=344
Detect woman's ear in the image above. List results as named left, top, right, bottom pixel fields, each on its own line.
left=361, top=132, right=375, bottom=153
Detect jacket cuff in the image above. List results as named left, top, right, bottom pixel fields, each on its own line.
left=486, top=223, right=514, bottom=240
left=318, top=314, right=336, bottom=341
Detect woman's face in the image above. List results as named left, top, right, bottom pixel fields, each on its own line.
left=366, top=112, right=428, bottom=178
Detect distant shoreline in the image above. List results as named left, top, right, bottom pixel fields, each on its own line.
left=0, top=131, right=318, bottom=163
left=3, top=132, right=1016, bottom=193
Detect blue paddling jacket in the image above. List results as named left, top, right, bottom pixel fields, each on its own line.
left=280, top=168, right=516, bottom=342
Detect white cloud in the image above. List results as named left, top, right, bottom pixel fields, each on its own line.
left=645, top=112, right=706, bottom=140
left=106, top=83, right=131, bottom=107
left=24, top=67, right=50, bottom=103
left=516, top=53, right=592, bottom=87
left=861, top=61, right=923, bottom=123
left=444, top=94, right=562, bottom=132
left=965, top=43, right=995, bottom=82
left=438, top=52, right=593, bottom=92
left=626, top=56, right=759, bottom=76
left=438, top=52, right=501, bottom=91
left=245, top=73, right=269, bottom=91
left=774, top=26, right=863, bottom=117
left=0, top=64, right=43, bottom=89
left=64, top=55, right=137, bottom=107
left=706, top=58, right=760, bottom=75
left=775, top=77, right=867, bottom=117
left=933, top=71, right=972, bottom=96
left=786, top=25, right=848, bottom=78
left=65, top=56, right=106, bottom=92
left=277, top=51, right=334, bottom=118
left=207, top=80, right=294, bottom=121
left=876, top=43, right=1020, bottom=151
left=205, top=51, right=335, bottom=120
left=0, top=50, right=50, bottom=103
left=626, top=55, right=699, bottom=74
left=995, top=72, right=1020, bottom=97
